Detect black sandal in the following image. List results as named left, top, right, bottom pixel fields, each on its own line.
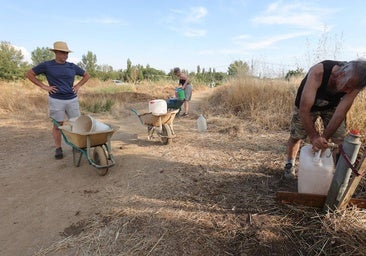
left=55, top=147, right=63, bottom=159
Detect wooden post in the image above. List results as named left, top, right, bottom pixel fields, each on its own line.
left=337, top=147, right=366, bottom=210
left=276, top=191, right=366, bottom=209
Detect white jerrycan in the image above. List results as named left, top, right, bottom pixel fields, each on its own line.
left=298, top=144, right=335, bottom=195
left=197, top=114, right=207, bottom=132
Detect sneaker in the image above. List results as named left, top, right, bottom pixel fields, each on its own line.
left=181, top=113, right=189, bottom=117
left=284, top=163, right=296, bottom=179
left=55, top=147, right=63, bottom=159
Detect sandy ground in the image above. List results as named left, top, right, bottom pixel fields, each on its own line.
left=0, top=113, right=135, bottom=255
left=0, top=91, right=298, bottom=256
left=0, top=92, right=211, bottom=255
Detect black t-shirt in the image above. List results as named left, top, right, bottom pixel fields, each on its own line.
left=179, top=78, right=191, bottom=86
left=294, top=60, right=347, bottom=112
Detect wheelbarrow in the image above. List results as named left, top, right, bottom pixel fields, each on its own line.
left=53, top=119, right=119, bottom=176
left=130, top=108, right=179, bottom=145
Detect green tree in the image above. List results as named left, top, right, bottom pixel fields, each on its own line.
left=227, top=60, right=249, bottom=76
left=213, top=72, right=226, bottom=84
left=98, top=64, right=113, bottom=73
left=136, top=64, right=144, bottom=81
left=79, top=51, right=97, bottom=77
left=143, top=65, right=166, bottom=81
left=285, top=67, right=304, bottom=80
left=96, top=64, right=115, bottom=81
left=31, top=47, right=54, bottom=65
left=125, top=58, right=132, bottom=82
left=0, top=41, right=28, bottom=80
left=196, top=65, right=201, bottom=74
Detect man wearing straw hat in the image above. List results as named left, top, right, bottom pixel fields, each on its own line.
left=26, top=41, right=90, bottom=159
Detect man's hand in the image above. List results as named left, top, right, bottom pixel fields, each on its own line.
left=73, top=84, right=81, bottom=94
left=311, top=136, right=329, bottom=151
left=44, top=85, right=57, bottom=94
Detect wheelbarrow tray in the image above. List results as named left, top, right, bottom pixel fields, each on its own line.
left=58, top=125, right=118, bottom=149
left=138, top=110, right=178, bottom=127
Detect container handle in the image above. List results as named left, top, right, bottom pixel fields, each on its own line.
left=313, top=150, right=321, bottom=165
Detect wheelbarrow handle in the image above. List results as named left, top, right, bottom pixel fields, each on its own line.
left=130, top=108, right=145, bottom=125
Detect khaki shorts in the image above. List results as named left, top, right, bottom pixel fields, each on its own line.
left=184, top=84, right=192, bottom=101
left=49, top=96, right=80, bottom=122
left=289, top=107, right=346, bottom=141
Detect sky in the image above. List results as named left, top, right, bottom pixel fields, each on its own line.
left=2, top=0, right=366, bottom=76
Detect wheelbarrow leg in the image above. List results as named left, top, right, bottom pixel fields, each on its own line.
left=169, top=123, right=175, bottom=135
left=72, top=147, right=83, bottom=167
left=147, top=126, right=155, bottom=140
left=105, top=133, right=114, bottom=162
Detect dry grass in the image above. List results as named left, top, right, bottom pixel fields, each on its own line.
left=0, top=80, right=47, bottom=116
left=31, top=126, right=366, bottom=256
left=1, top=77, right=366, bottom=256
left=4, top=76, right=365, bottom=134
left=348, top=90, right=366, bottom=134
left=198, top=76, right=298, bottom=130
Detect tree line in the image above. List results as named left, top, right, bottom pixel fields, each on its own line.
left=0, top=41, right=303, bottom=84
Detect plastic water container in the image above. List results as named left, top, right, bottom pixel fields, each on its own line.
left=91, top=118, right=110, bottom=132
left=176, top=88, right=185, bottom=100
left=72, top=115, right=92, bottom=133
left=298, top=144, right=335, bottom=195
left=197, top=114, right=207, bottom=132
left=149, top=99, right=167, bottom=115
left=72, top=115, right=110, bottom=133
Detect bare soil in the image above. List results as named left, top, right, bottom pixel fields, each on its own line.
left=0, top=90, right=346, bottom=256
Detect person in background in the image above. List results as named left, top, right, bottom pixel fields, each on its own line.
left=26, top=41, right=90, bottom=160
left=284, top=59, right=366, bottom=179
left=174, top=67, right=192, bottom=117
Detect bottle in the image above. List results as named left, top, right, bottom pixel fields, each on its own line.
left=298, top=144, right=335, bottom=195
left=197, top=114, right=207, bottom=132
left=176, top=87, right=185, bottom=100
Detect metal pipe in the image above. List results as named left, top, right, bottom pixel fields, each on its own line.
left=323, top=130, right=361, bottom=211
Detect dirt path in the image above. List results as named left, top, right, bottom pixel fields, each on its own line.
left=2, top=82, right=366, bottom=255
left=0, top=90, right=224, bottom=255
left=1, top=88, right=302, bottom=255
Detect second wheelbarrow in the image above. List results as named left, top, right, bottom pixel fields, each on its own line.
left=131, top=108, right=179, bottom=145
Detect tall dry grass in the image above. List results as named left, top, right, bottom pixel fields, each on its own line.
left=0, top=79, right=180, bottom=118
left=202, top=75, right=299, bottom=130
left=202, top=74, right=366, bottom=136
left=1, top=77, right=366, bottom=135
left=0, top=80, right=48, bottom=117
left=348, top=90, right=366, bottom=133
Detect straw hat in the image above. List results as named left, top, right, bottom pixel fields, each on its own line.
left=50, top=41, right=72, bottom=53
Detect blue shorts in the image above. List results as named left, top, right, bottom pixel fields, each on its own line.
left=49, top=96, right=80, bottom=122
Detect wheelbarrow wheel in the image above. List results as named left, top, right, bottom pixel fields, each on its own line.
left=161, top=124, right=173, bottom=145
left=93, top=146, right=109, bottom=176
